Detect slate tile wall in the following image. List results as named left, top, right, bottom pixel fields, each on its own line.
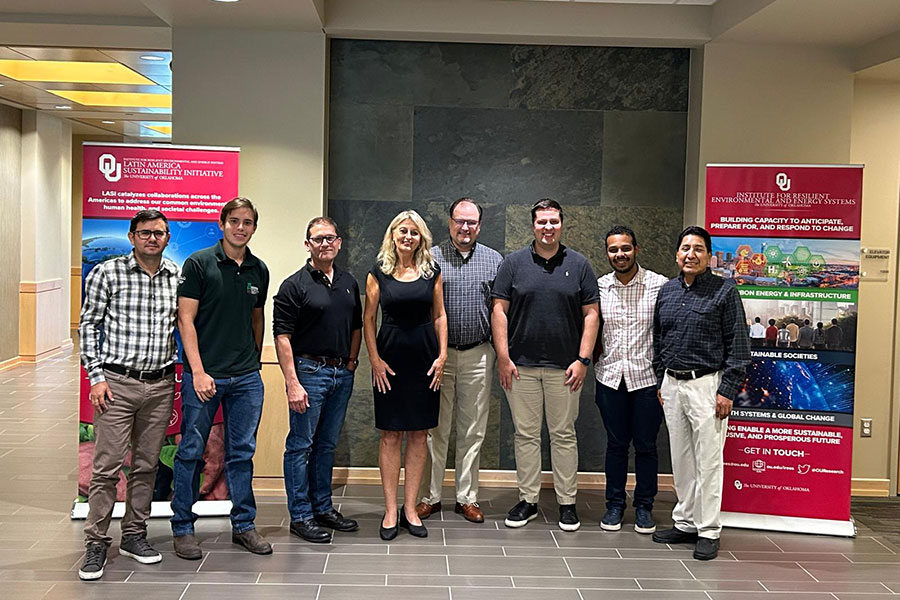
left=327, top=39, right=689, bottom=474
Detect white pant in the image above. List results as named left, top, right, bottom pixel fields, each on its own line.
left=421, top=343, right=494, bottom=505
left=661, top=371, right=728, bottom=540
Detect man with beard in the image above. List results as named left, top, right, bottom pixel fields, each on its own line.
left=593, top=225, right=668, bottom=534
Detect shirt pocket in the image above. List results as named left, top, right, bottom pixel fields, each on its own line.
left=690, top=301, right=719, bottom=337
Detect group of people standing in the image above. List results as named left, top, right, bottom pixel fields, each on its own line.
left=750, top=316, right=844, bottom=349
left=77, top=195, right=750, bottom=581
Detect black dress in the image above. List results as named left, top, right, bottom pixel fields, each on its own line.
left=370, top=264, right=441, bottom=431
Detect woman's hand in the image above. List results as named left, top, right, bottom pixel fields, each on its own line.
left=427, top=355, right=446, bottom=391
left=371, top=358, right=395, bottom=394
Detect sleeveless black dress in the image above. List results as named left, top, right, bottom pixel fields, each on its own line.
left=370, top=264, right=441, bottom=431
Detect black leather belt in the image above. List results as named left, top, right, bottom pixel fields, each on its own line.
left=103, top=363, right=175, bottom=381
left=298, top=354, right=345, bottom=367
left=449, top=339, right=489, bottom=351
left=666, top=367, right=718, bottom=381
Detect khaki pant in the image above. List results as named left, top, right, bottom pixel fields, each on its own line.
left=421, top=343, right=494, bottom=505
left=504, top=366, right=579, bottom=505
left=661, top=371, right=727, bottom=540
left=84, top=369, right=174, bottom=547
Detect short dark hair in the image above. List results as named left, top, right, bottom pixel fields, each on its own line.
left=130, top=209, right=168, bottom=232
left=449, top=197, right=483, bottom=221
left=531, top=198, right=563, bottom=223
left=306, top=216, right=340, bottom=239
left=677, top=225, right=712, bottom=254
left=768, top=319, right=776, bottom=325
left=754, top=317, right=761, bottom=323
left=817, top=322, right=824, bottom=328
left=220, top=197, right=258, bottom=225
left=832, top=318, right=838, bottom=324
left=804, top=319, right=810, bottom=325
left=604, top=224, right=637, bottom=248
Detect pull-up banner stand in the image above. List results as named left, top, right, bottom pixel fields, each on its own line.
left=706, top=164, right=862, bottom=537
left=73, top=142, right=240, bottom=520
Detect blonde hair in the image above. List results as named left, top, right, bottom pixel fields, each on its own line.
left=377, top=210, right=436, bottom=279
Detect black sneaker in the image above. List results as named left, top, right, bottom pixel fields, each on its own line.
left=314, top=509, right=359, bottom=532
left=119, top=533, right=162, bottom=564
left=633, top=507, right=656, bottom=534
left=504, top=500, right=538, bottom=528
left=78, top=543, right=107, bottom=581
left=652, top=526, right=698, bottom=544
left=290, top=519, right=332, bottom=543
left=558, top=504, right=581, bottom=532
left=693, top=537, right=720, bottom=560
left=600, top=507, right=624, bottom=531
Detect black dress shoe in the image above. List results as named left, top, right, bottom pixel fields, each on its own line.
left=379, top=512, right=399, bottom=541
left=290, top=519, right=332, bottom=543
left=652, top=526, right=699, bottom=544
left=399, top=506, right=428, bottom=538
left=693, top=537, right=720, bottom=560
left=315, top=509, right=359, bottom=532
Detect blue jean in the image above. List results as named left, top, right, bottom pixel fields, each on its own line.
left=284, top=358, right=354, bottom=522
left=596, top=380, right=663, bottom=510
left=170, top=370, right=264, bottom=536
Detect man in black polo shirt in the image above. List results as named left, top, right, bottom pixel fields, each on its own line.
left=651, top=226, right=750, bottom=560
left=171, top=197, right=271, bottom=559
left=273, top=216, right=362, bottom=543
left=491, top=198, right=600, bottom=532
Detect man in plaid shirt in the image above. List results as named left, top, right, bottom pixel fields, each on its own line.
left=593, top=225, right=668, bottom=535
left=78, top=209, right=179, bottom=580
left=651, top=226, right=750, bottom=560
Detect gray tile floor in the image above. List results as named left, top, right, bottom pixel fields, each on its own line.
left=2, top=352, right=900, bottom=599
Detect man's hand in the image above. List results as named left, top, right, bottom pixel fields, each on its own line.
left=564, top=360, right=587, bottom=392
left=716, top=394, right=733, bottom=419
left=498, top=358, right=519, bottom=391
left=90, top=381, right=115, bottom=414
left=287, top=381, right=309, bottom=414
left=193, top=372, right=217, bottom=402
left=657, top=389, right=663, bottom=407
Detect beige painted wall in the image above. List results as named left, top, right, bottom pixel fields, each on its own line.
left=0, top=104, right=22, bottom=363
left=850, top=79, right=900, bottom=492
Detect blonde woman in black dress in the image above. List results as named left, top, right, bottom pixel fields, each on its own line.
left=364, top=210, right=448, bottom=540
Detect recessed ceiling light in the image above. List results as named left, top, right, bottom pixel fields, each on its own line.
left=212, top=0, right=240, bottom=3
left=140, top=55, right=166, bottom=62
left=101, top=120, right=115, bottom=124
left=0, top=60, right=154, bottom=85
left=55, top=105, right=72, bottom=110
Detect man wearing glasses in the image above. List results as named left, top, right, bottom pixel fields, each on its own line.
left=273, top=217, right=363, bottom=542
left=78, top=210, right=179, bottom=580
left=416, top=198, right=502, bottom=524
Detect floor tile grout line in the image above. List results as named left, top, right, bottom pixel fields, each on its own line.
left=123, top=571, right=134, bottom=583
left=176, top=583, right=190, bottom=600
left=550, top=530, right=560, bottom=549
left=795, top=561, right=819, bottom=582
left=679, top=559, right=697, bottom=580
left=255, top=572, right=261, bottom=584
left=501, top=546, right=507, bottom=556
left=871, top=536, right=897, bottom=554
left=195, top=550, right=210, bottom=573
left=829, top=593, right=840, bottom=600
left=509, top=576, right=515, bottom=588
left=314, top=584, right=321, bottom=600
left=634, top=578, right=642, bottom=590
left=879, top=582, right=893, bottom=593
left=576, top=588, right=585, bottom=600
left=758, top=581, right=769, bottom=592
left=323, top=551, right=330, bottom=574
left=442, top=527, right=446, bottom=547
left=765, top=535, right=786, bottom=552
left=445, top=554, right=450, bottom=575
left=703, top=592, right=713, bottom=600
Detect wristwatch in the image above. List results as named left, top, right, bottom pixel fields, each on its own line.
left=576, top=356, right=591, bottom=366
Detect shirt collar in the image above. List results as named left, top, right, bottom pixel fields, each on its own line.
left=304, top=259, right=340, bottom=282
left=678, top=267, right=712, bottom=288
left=609, top=265, right=645, bottom=288
left=442, top=238, right=478, bottom=262
left=530, top=241, right=566, bottom=265
left=214, top=239, right=258, bottom=267
left=126, top=250, right=177, bottom=276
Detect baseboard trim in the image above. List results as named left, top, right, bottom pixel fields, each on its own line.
left=253, top=471, right=893, bottom=498
left=0, top=356, right=22, bottom=372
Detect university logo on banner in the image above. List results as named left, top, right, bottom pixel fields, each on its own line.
left=706, top=164, right=862, bottom=537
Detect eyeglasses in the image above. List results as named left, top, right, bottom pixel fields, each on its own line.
left=452, top=219, right=480, bottom=228
left=133, top=229, right=168, bottom=240
left=309, top=235, right=339, bottom=245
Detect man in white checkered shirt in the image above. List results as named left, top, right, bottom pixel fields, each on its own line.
left=593, top=225, right=668, bottom=535
left=78, top=209, right=179, bottom=581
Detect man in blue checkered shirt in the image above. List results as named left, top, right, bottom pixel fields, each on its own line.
left=651, top=226, right=750, bottom=561
left=78, top=209, right=179, bottom=581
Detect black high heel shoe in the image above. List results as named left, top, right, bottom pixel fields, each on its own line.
left=379, top=511, right=399, bottom=541
left=399, top=506, right=428, bottom=538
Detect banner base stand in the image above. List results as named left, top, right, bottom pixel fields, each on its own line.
left=722, top=511, right=856, bottom=537
left=71, top=500, right=233, bottom=520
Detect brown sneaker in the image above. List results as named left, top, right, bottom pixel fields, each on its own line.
left=173, top=533, right=202, bottom=560
left=455, top=502, right=485, bottom=523
left=415, top=501, right=442, bottom=520
left=232, top=529, right=273, bottom=555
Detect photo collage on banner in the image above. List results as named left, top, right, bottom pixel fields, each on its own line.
left=706, top=164, right=862, bottom=536
left=74, top=143, right=239, bottom=518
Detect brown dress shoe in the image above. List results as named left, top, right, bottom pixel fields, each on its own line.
left=415, top=501, right=442, bottom=520
left=232, top=529, right=273, bottom=555
left=455, top=502, right=484, bottom=523
left=173, top=533, right=202, bottom=560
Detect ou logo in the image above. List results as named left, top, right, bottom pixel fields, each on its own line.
left=775, top=172, right=791, bottom=191
left=99, top=153, right=122, bottom=182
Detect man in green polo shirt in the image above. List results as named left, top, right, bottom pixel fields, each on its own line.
left=170, top=197, right=272, bottom=559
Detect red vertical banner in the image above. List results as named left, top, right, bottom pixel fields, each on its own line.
left=75, top=143, right=239, bottom=518
left=706, top=164, right=862, bottom=537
